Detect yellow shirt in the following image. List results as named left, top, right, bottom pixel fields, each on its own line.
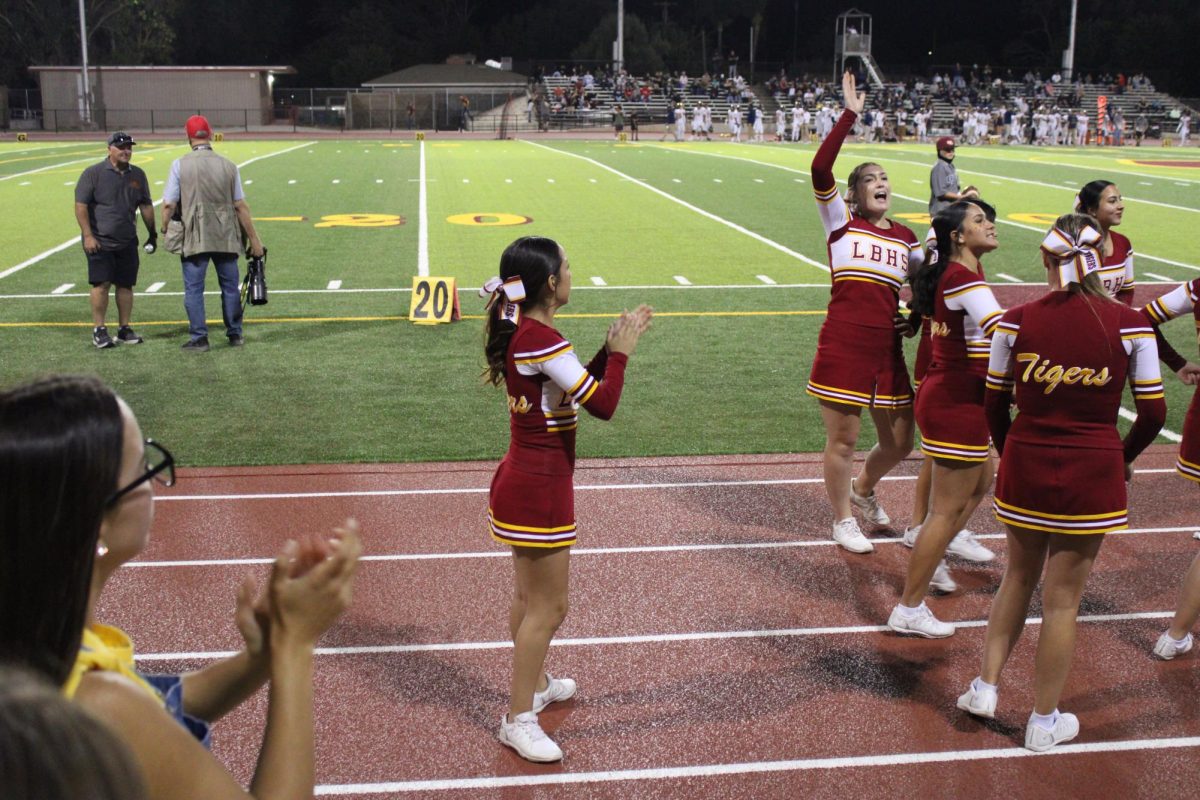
left=62, top=623, right=163, bottom=706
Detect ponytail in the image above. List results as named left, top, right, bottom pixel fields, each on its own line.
left=482, top=237, right=564, bottom=386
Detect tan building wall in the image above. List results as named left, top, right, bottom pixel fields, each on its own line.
left=30, top=66, right=293, bottom=131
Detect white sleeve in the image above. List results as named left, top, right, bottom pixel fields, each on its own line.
left=1143, top=280, right=1199, bottom=324
left=1124, top=248, right=1135, bottom=289
left=986, top=321, right=1018, bottom=391
left=517, top=347, right=598, bottom=404
left=1123, top=327, right=1165, bottom=399
left=813, top=187, right=851, bottom=239
left=945, top=283, right=1003, bottom=336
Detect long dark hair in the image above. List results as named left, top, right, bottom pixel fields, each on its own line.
left=0, top=666, right=148, bottom=800
left=0, top=375, right=124, bottom=686
left=1075, top=180, right=1115, bottom=217
left=909, top=199, right=995, bottom=318
left=483, top=236, right=564, bottom=386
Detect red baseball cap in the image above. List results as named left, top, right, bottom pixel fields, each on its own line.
left=936, top=136, right=956, bottom=151
left=186, top=115, right=212, bottom=140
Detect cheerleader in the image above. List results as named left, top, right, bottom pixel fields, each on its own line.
left=890, top=200, right=1003, bottom=636
left=806, top=72, right=924, bottom=553
left=1140, top=278, right=1200, bottom=659
left=957, top=214, right=1165, bottom=751
left=1074, top=180, right=1134, bottom=304
left=483, top=237, right=652, bottom=762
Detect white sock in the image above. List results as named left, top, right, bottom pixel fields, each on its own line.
left=1031, top=710, right=1059, bottom=731
left=897, top=602, right=926, bottom=619
left=971, top=677, right=998, bottom=695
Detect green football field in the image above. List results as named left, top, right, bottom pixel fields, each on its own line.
left=2, top=136, right=1198, bottom=467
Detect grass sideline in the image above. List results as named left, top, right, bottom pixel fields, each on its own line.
left=2, top=138, right=1198, bottom=466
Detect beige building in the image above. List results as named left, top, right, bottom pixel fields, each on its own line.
left=28, top=65, right=295, bottom=131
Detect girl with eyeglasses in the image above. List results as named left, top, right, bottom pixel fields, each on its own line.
left=0, top=374, right=361, bottom=800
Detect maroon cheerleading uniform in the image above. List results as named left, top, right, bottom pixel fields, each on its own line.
left=805, top=109, right=925, bottom=409
left=986, top=292, right=1165, bottom=534
left=1143, top=278, right=1200, bottom=481
left=915, top=262, right=1003, bottom=462
left=488, top=318, right=627, bottom=548
left=1098, top=230, right=1135, bottom=305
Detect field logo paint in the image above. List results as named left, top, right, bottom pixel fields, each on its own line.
left=409, top=277, right=460, bottom=324
left=446, top=213, right=533, bottom=227
left=1008, top=213, right=1060, bottom=226
left=314, top=214, right=405, bottom=228
left=894, top=212, right=931, bottom=225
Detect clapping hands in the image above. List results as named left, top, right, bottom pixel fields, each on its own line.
left=606, top=304, right=654, bottom=356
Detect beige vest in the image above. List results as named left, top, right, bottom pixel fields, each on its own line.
left=179, top=148, right=243, bottom=257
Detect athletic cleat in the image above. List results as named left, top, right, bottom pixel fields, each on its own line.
left=1024, top=712, right=1079, bottom=752
left=92, top=326, right=116, bottom=349
left=888, top=604, right=955, bottom=638
left=498, top=711, right=563, bottom=762
left=902, top=524, right=922, bottom=548
left=532, top=674, right=577, bottom=713
left=832, top=517, right=874, bottom=553
left=1152, top=631, right=1194, bottom=660
left=116, top=325, right=143, bottom=344
left=946, top=528, right=995, bottom=562
left=850, top=486, right=891, bottom=526
left=930, top=560, right=957, bottom=593
left=957, top=682, right=998, bottom=719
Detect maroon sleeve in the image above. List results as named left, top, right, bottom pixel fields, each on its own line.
left=580, top=352, right=628, bottom=421
left=811, top=109, right=857, bottom=190
left=1123, top=395, right=1166, bottom=463
left=585, top=345, right=609, bottom=380
left=984, top=388, right=1013, bottom=456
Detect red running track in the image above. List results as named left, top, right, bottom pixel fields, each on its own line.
left=98, top=448, right=1200, bottom=798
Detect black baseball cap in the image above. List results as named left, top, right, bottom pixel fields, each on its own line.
left=107, top=131, right=136, bottom=147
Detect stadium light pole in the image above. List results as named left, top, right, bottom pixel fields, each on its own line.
left=78, top=0, right=92, bottom=123
left=616, top=0, right=624, bottom=73
left=1063, top=0, right=1078, bottom=81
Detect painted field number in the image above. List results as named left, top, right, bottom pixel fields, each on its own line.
left=409, top=277, right=460, bottom=325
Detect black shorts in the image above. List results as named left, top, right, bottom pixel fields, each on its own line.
left=87, top=240, right=139, bottom=288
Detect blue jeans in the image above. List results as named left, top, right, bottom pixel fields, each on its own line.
left=181, top=253, right=242, bottom=339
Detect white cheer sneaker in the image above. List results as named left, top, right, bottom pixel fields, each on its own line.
left=498, top=711, right=563, bottom=762
left=887, top=603, right=955, bottom=638
left=832, top=517, right=874, bottom=553
left=1024, top=712, right=1079, bottom=752
left=1152, top=631, right=1194, bottom=660
left=956, top=681, right=998, bottom=719
left=930, top=560, right=957, bottom=593
left=850, top=486, right=891, bottom=527
left=532, top=674, right=577, bottom=713
left=946, top=528, right=995, bottom=562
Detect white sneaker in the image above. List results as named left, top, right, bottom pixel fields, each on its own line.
left=956, top=681, right=998, bottom=719
left=532, top=674, right=577, bottom=713
left=832, top=517, right=874, bottom=553
left=1152, top=631, right=1194, bottom=660
left=498, top=711, right=563, bottom=762
left=1024, top=712, right=1079, bottom=752
left=850, top=486, right=891, bottom=526
left=902, top=524, right=921, bottom=548
left=887, top=603, right=955, bottom=638
left=946, top=528, right=995, bottom=562
left=930, top=560, right=957, bottom=593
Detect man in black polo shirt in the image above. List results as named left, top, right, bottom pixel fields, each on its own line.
left=74, top=132, right=157, bottom=349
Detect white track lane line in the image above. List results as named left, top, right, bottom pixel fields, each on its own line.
left=134, top=609, right=1179, bottom=662
left=123, top=526, right=1200, bottom=569
left=417, top=140, right=429, bottom=276
left=153, top=466, right=1182, bottom=502
left=523, top=140, right=828, bottom=272
left=660, top=146, right=1200, bottom=273
left=311, top=736, right=1200, bottom=794
left=1, top=141, right=316, bottom=281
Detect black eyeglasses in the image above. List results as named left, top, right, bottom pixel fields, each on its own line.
left=106, top=439, right=175, bottom=507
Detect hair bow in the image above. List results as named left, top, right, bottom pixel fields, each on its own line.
left=480, top=276, right=527, bottom=324
left=1040, top=224, right=1102, bottom=287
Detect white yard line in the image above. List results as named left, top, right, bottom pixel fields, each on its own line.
left=1119, top=406, right=1182, bottom=442
left=995, top=273, right=1022, bottom=283
left=757, top=275, right=777, bottom=284
left=523, top=140, right=828, bottom=272
left=417, top=140, right=429, bottom=276
left=1, top=141, right=317, bottom=281
left=590, top=276, right=607, bottom=286
left=145, top=282, right=165, bottom=293
left=1146, top=273, right=1173, bottom=282
left=327, top=280, right=342, bottom=290
left=673, top=275, right=692, bottom=285
left=50, top=282, right=74, bottom=294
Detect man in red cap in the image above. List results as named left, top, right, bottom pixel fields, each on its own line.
left=160, top=115, right=264, bottom=351
left=928, top=135, right=978, bottom=216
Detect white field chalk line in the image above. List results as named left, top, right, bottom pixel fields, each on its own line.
left=417, top=139, right=429, bottom=277
left=0, top=145, right=186, bottom=182
left=327, top=280, right=342, bottom=290
left=1, top=141, right=316, bottom=280
left=145, top=282, right=165, bottom=293
left=590, top=276, right=607, bottom=285
left=1119, top=406, right=1182, bottom=442
left=523, top=140, right=829, bottom=272
left=663, top=145, right=1200, bottom=273
left=152, top=466, right=1180, bottom=502
left=50, top=283, right=74, bottom=294
left=134, top=610, right=1178, bottom=662
left=310, top=736, right=1200, bottom=794
left=995, top=273, right=1022, bottom=283
left=124, top=526, right=1200, bottom=569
